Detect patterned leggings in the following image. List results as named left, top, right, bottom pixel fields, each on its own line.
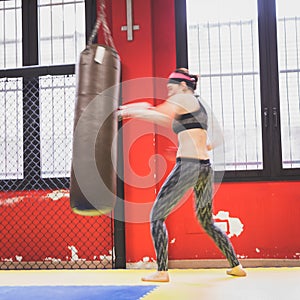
left=150, top=157, right=240, bottom=271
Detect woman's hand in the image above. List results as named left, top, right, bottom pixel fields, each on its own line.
left=206, top=144, right=213, bottom=151
left=117, top=104, right=171, bottom=126
left=119, top=102, right=151, bottom=111
left=117, top=107, right=131, bottom=120
left=118, top=102, right=152, bottom=120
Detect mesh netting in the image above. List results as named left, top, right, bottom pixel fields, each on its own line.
left=0, top=73, right=115, bottom=270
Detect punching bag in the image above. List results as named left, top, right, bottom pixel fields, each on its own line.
left=70, top=43, right=121, bottom=216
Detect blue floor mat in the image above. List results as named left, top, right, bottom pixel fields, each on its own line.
left=0, top=285, right=157, bottom=300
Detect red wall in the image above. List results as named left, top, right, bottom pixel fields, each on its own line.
left=110, top=0, right=178, bottom=262
left=110, top=0, right=300, bottom=264
left=167, top=181, right=300, bottom=260
left=0, top=190, right=112, bottom=262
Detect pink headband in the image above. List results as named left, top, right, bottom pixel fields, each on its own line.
left=168, top=72, right=194, bottom=81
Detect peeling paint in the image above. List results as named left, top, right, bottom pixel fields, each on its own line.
left=44, top=257, right=62, bottom=262
left=294, top=253, right=300, bottom=259
left=15, top=255, right=23, bottom=262
left=0, top=189, right=70, bottom=206
left=0, top=196, right=25, bottom=206
left=1, top=258, right=13, bottom=262
left=214, top=211, right=244, bottom=238
left=46, top=189, right=69, bottom=201
left=97, top=249, right=114, bottom=262
left=129, top=256, right=157, bottom=269
left=100, top=255, right=112, bottom=261
left=68, top=245, right=79, bottom=261
left=170, top=238, right=176, bottom=244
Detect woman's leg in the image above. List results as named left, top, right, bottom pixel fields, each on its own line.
left=142, top=160, right=199, bottom=281
left=151, top=161, right=197, bottom=269
left=194, top=165, right=244, bottom=273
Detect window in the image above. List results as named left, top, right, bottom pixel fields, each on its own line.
left=0, top=1, right=23, bottom=179
left=184, top=0, right=300, bottom=180
left=38, top=0, right=85, bottom=65
left=276, top=0, right=300, bottom=169
left=0, top=0, right=22, bottom=68
left=0, top=78, right=23, bottom=179
left=37, top=0, right=86, bottom=178
left=39, top=75, right=76, bottom=178
left=0, top=0, right=90, bottom=183
left=187, top=0, right=262, bottom=171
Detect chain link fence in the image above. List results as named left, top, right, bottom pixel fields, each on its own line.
left=0, top=66, right=118, bottom=270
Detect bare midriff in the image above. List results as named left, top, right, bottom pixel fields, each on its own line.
left=176, top=128, right=209, bottom=160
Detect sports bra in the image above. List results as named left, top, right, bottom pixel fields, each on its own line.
left=172, top=99, right=208, bottom=134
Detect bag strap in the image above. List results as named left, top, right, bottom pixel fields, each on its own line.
left=88, top=0, right=116, bottom=50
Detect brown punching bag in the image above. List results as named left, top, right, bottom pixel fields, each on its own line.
left=70, top=4, right=121, bottom=216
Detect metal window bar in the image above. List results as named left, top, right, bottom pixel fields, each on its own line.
left=277, top=17, right=300, bottom=169
left=250, top=19, right=261, bottom=169
left=228, top=22, right=238, bottom=170
left=189, top=20, right=262, bottom=171
left=282, top=17, right=292, bottom=168
left=0, top=0, right=22, bottom=68
left=39, top=74, right=75, bottom=178
left=37, top=0, right=85, bottom=65
left=0, top=78, right=23, bottom=179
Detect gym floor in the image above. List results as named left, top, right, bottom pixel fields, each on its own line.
left=0, top=267, right=299, bottom=300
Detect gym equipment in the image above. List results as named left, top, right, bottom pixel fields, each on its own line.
left=70, top=0, right=121, bottom=216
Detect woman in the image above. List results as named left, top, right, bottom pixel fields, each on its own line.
left=118, top=69, right=246, bottom=282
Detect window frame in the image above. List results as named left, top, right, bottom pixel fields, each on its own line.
left=0, top=0, right=96, bottom=190
left=175, top=0, right=300, bottom=182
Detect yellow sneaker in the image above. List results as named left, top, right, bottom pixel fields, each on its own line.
left=141, top=271, right=170, bottom=282
left=226, top=264, right=247, bottom=277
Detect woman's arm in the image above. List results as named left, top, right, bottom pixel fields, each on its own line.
left=118, top=106, right=171, bottom=127
left=119, top=102, right=151, bottom=110
left=206, top=120, right=224, bottom=150
left=118, top=100, right=178, bottom=127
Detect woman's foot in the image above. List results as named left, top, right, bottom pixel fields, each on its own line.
left=141, top=271, right=170, bottom=282
left=226, top=264, right=247, bottom=277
